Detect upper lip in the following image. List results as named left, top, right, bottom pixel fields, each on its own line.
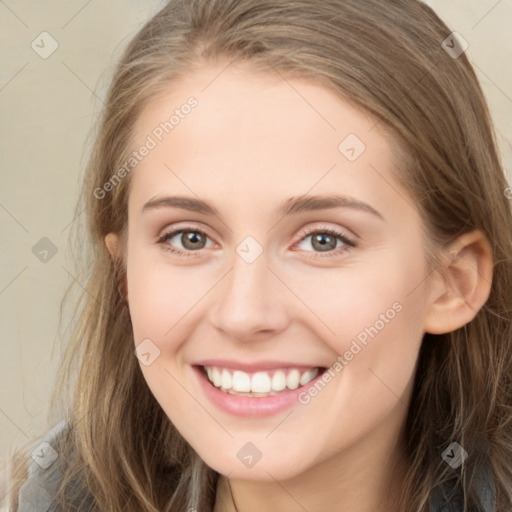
left=194, top=359, right=325, bottom=373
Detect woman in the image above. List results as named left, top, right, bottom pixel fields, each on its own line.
left=5, top=0, right=512, bottom=510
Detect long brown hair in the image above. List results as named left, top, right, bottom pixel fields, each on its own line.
left=5, top=0, right=512, bottom=510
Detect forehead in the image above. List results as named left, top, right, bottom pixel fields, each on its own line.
left=127, top=62, right=403, bottom=216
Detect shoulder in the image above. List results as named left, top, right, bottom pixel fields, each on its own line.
left=14, top=419, right=71, bottom=512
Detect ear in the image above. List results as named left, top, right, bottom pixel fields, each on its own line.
left=105, top=233, right=128, bottom=301
left=423, top=230, right=493, bottom=335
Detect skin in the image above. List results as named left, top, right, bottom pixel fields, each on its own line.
left=105, top=60, right=493, bottom=512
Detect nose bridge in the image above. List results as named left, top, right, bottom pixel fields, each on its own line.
left=209, top=244, right=289, bottom=339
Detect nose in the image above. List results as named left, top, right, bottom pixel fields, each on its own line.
left=208, top=250, right=290, bottom=342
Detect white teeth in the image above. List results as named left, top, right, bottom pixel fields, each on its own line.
left=300, top=368, right=319, bottom=386
left=286, top=369, right=300, bottom=390
left=251, top=372, right=272, bottom=393
left=212, top=367, right=222, bottom=387
left=204, top=366, right=321, bottom=395
left=271, top=370, right=287, bottom=391
left=232, top=370, right=251, bottom=392
left=221, top=369, right=232, bottom=390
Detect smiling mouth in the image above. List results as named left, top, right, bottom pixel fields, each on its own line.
left=199, top=365, right=326, bottom=397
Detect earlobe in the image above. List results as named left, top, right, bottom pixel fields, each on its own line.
left=105, top=233, right=121, bottom=259
left=423, top=230, right=493, bottom=335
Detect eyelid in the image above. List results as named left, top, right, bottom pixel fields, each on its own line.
left=291, top=224, right=357, bottom=255
left=294, top=223, right=356, bottom=243
left=157, top=222, right=215, bottom=242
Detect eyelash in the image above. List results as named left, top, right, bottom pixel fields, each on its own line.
left=156, top=225, right=357, bottom=259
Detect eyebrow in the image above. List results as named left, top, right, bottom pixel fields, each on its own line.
left=142, top=194, right=384, bottom=220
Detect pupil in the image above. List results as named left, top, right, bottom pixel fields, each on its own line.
left=183, top=231, right=204, bottom=249
left=313, top=234, right=336, bottom=252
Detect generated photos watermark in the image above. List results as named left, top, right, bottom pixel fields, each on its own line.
left=94, top=96, right=198, bottom=200
left=298, top=301, right=403, bottom=404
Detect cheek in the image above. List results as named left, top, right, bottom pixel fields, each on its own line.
left=316, top=304, right=423, bottom=463
left=126, top=244, right=213, bottom=344
left=285, top=244, right=428, bottom=415
left=125, top=246, right=214, bottom=439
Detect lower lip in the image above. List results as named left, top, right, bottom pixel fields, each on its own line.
left=193, top=365, right=325, bottom=417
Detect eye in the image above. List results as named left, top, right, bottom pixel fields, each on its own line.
left=157, top=227, right=215, bottom=256
left=157, top=224, right=357, bottom=258
left=294, top=226, right=356, bottom=257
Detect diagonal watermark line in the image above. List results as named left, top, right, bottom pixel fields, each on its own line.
left=265, top=266, right=336, bottom=335
left=19, top=339, right=44, bottom=421
left=163, top=163, right=233, bottom=232
left=0, top=265, right=28, bottom=296
left=406, top=246, right=491, bottom=312
left=368, top=368, right=408, bottom=408
left=405, top=268, right=435, bottom=298
left=164, top=267, right=234, bottom=336
left=369, top=55, right=443, bottom=133
left=201, top=59, right=235, bottom=92
left=61, top=0, right=93, bottom=29
left=197, top=0, right=268, bottom=95
left=368, top=163, right=417, bottom=213
left=0, top=0, right=29, bottom=28
left=60, top=265, right=101, bottom=307
left=265, top=471, right=310, bottom=512
left=471, top=0, right=503, bottom=30
left=264, top=410, right=295, bottom=438
left=404, top=194, right=498, bottom=301
left=196, top=4, right=331, bottom=136
left=0, top=203, right=29, bottom=233
left=162, top=366, right=234, bottom=438
left=1, top=481, right=22, bottom=508
left=0, top=62, right=28, bottom=93
left=61, top=60, right=106, bottom=106
left=60, top=205, right=85, bottom=233
left=266, top=163, right=337, bottom=234
left=0, top=407, right=29, bottom=439
left=472, top=61, right=512, bottom=104
left=270, top=65, right=336, bottom=131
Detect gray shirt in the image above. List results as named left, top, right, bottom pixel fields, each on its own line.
left=12, top=420, right=498, bottom=512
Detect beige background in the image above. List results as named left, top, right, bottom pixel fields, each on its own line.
left=1, top=0, right=511, bottom=469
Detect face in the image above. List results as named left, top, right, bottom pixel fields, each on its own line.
left=118, top=61, right=436, bottom=481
